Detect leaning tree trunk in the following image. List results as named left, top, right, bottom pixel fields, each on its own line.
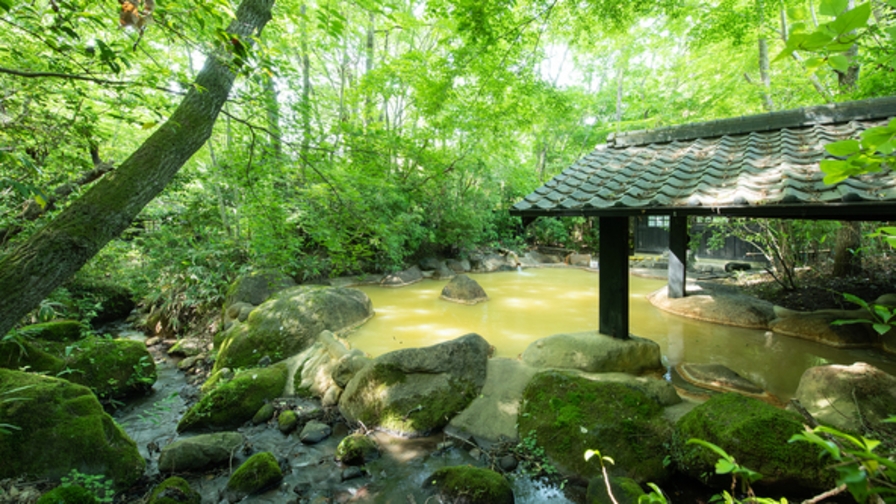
left=0, top=0, right=275, bottom=338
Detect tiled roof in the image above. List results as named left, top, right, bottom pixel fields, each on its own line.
left=512, top=97, right=896, bottom=219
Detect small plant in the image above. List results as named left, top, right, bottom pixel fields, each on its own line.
left=789, top=419, right=896, bottom=503
left=585, top=448, right=619, bottom=504
left=59, top=469, right=115, bottom=503
left=685, top=439, right=786, bottom=504
left=0, top=385, right=34, bottom=435
left=832, top=293, right=896, bottom=336
left=135, top=391, right=179, bottom=427
left=513, top=430, right=559, bottom=481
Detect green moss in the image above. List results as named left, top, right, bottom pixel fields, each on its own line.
left=200, top=367, right=232, bottom=394
left=0, top=369, right=145, bottom=490
left=177, top=363, right=288, bottom=432
left=518, top=370, right=671, bottom=483
left=277, top=409, right=298, bottom=433
left=37, top=485, right=98, bottom=504
left=252, top=402, right=275, bottom=425
left=18, top=321, right=83, bottom=342
left=671, top=393, right=834, bottom=491
left=586, top=476, right=645, bottom=504
left=0, top=337, right=65, bottom=373
left=424, top=466, right=513, bottom=504
left=335, top=434, right=379, bottom=465
left=226, top=452, right=283, bottom=496
left=148, top=476, right=200, bottom=504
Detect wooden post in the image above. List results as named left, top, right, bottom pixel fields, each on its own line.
left=599, top=216, right=629, bottom=339
left=668, top=215, right=688, bottom=299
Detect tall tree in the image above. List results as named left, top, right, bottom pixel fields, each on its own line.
left=0, top=0, right=276, bottom=337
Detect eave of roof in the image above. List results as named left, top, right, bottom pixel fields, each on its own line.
left=511, top=96, right=896, bottom=220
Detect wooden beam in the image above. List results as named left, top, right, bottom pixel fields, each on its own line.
left=599, top=216, right=629, bottom=339
left=668, top=215, right=688, bottom=299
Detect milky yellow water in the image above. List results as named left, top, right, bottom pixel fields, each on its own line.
left=347, top=268, right=896, bottom=400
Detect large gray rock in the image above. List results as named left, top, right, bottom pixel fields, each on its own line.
left=472, top=253, right=514, bottom=272
left=0, top=369, right=144, bottom=489
left=567, top=253, right=592, bottom=267
left=440, top=274, right=488, bottom=305
left=446, top=259, right=470, bottom=273
left=289, top=330, right=365, bottom=406
left=522, top=331, right=663, bottom=375
left=648, top=284, right=776, bottom=330
left=214, top=286, right=373, bottom=371
left=433, top=262, right=456, bottom=280
left=225, top=270, right=296, bottom=307
left=447, top=358, right=538, bottom=444
left=769, top=307, right=878, bottom=348
left=339, top=333, right=490, bottom=437
left=158, top=432, right=244, bottom=472
left=381, top=266, right=424, bottom=287
left=792, top=362, right=896, bottom=436
left=418, top=258, right=443, bottom=271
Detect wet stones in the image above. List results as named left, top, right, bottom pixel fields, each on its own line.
left=158, top=432, right=244, bottom=473
left=299, top=420, right=332, bottom=444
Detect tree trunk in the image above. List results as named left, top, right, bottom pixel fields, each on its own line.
left=0, top=0, right=276, bottom=338
left=832, top=221, right=863, bottom=277
left=758, top=0, right=774, bottom=111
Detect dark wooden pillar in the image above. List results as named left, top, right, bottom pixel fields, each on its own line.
left=599, top=216, right=629, bottom=339
left=668, top=215, right=688, bottom=299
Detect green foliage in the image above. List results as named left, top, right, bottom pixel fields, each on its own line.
left=59, top=469, right=115, bottom=503
left=789, top=420, right=896, bottom=503
left=0, top=384, right=33, bottom=435
left=774, top=0, right=872, bottom=71
left=821, top=119, right=896, bottom=185
left=832, top=292, right=896, bottom=335
left=513, top=430, right=560, bottom=482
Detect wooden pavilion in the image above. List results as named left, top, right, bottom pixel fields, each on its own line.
left=510, top=96, right=896, bottom=339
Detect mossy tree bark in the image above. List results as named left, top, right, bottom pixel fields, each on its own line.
left=0, top=0, right=276, bottom=338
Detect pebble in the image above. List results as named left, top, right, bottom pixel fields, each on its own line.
left=341, top=466, right=363, bottom=481
left=499, top=454, right=519, bottom=472
left=299, top=420, right=332, bottom=444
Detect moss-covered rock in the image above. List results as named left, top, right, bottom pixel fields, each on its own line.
left=423, top=466, right=514, bottom=504
left=278, top=409, right=298, bottom=433
left=225, top=451, right=283, bottom=500
left=518, top=370, right=672, bottom=483
left=0, top=335, right=156, bottom=400
left=18, top=320, right=83, bottom=342
left=225, top=270, right=296, bottom=308
left=521, top=332, right=663, bottom=375
left=147, top=476, right=201, bottom=504
left=586, top=476, right=645, bottom=504
left=200, top=367, right=233, bottom=394
left=252, top=402, right=275, bottom=425
left=335, top=433, right=379, bottom=465
left=37, top=485, right=98, bottom=504
left=671, top=393, right=834, bottom=493
left=177, top=363, right=288, bottom=432
left=214, top=286, right=373, bottom=372
left=0, top=369, right=145, bottom=490
left=339, top=333, right=489, bottom=437
left=158, top=432, right=244, bottom=472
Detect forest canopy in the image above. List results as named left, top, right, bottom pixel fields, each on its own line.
left=1, top=0, right=894, bottom=332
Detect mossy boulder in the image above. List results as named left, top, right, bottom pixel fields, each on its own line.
left=423, top=466, right=514, bottom=504
left=278, top=409, right=298, bottom=433
left=63, top=278, right=136, bottom=325
left=17, top=320, right=83, bottom=342
left=148, top=476, right=201, bottom=504
left=0, top=369, right=145, bottom=490
left=339, top=333, right=490, bottom=437
left=177, top=363, right=288, bottom=432
left=521, top=332, right=663, bottom=375
left=252, top=402, right=275, bottom=425
left=224, top=451, right=283, bottom=500
left=671, top=393, right=834, bottom=493
left=0, top=335, right=156, bottom=400
left=518, top=370, right=672, bottom=483
left=158, top=432, right=244, bottom=472
left=225, top=270, right=296, bottom=307
left=37, top=485, right=98, bottom=504
left=214, top=286, right=373, bottom=371
left=335, top=433, right=379, bottom=465
left=440, top=274, right=488, bottom=305
left=586, top=476, right=645, bottom=504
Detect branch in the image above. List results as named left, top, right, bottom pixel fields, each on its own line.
left=0, top=67, right=185, bottom=95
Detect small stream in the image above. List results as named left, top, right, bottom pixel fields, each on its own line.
left=112, top=329, right=574, bottom=503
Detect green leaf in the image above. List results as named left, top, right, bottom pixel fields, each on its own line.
left=872, top=323, right=891, bottom=335
left=715, top=458, right=736, bottom=474
left=820, top=159, right=850, bottom=184
left=828, top=2, right=871, bottom=36
left=820, top=0, right=849, bottom=16
left=825, top=139, right=860, bottom=156
left=827, top=54, right=850, bottom=72
left=0, top=0, right=10, bottom=12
